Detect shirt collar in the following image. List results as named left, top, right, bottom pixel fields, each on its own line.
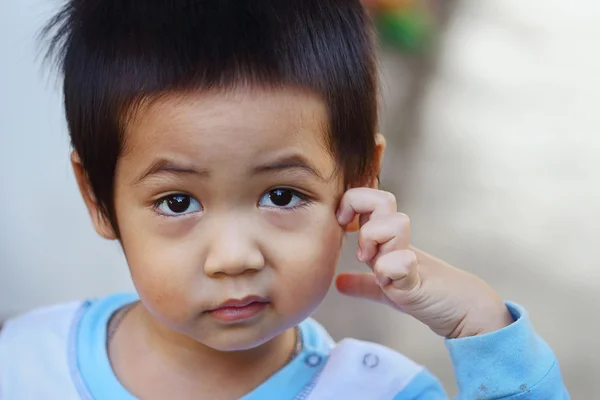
left=75, top=293, right=334, bottom=400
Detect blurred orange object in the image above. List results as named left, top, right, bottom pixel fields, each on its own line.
left=362, top=0, right=413, bottom=12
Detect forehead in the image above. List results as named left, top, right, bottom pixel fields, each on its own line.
left=120, top=88, right=335, bottom=176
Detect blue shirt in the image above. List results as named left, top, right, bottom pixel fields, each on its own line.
left=0, top=293, right=570, bottom=399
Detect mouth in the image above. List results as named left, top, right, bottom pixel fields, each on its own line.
left=207, top=296, right=270, bottom=323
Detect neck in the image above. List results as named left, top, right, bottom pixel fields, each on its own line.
left=110, top=303, right=298, bottom=398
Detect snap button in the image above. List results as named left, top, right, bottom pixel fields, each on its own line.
left=363, top=353, right=379, bottom=368
left=305, top=353, right=322, bottom=367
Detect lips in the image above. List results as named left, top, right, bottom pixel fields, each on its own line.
left=207, top=296, right=270, bottom=323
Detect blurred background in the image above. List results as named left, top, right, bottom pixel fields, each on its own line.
left=1, top=0, right=598, bottom=397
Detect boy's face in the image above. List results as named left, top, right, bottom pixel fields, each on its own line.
left=104, top=88, right=345, bottom=350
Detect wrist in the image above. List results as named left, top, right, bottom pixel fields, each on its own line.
left=449, top=301, right=514, bottom=339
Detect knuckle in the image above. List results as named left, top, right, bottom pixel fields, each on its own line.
left=381, top=190, right=397, bottom=207
left=379, top=251, right=417, bottom=272
left=360, top=219, right=383, bottom=240
left=375, top=253, right=402, bottom=273
left=399, top=212, right=410, bottom=224
left=405, top=250, right=418, bottom=268
left=373, top=262, right=390, bottom=277
left=393, top=212, right=410, bottom=226
left=358, top=221, right=374, bottom=239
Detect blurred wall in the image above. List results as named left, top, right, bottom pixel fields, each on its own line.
left=0, top=1, right=134, bottom=320
left=317, top=0, right=600, bottom=397
left=1, top=0, right=598, bottom=398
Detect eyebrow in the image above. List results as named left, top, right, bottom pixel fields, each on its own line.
left=252, top=154, right=325, bottom=181
left=133, top=154, right=325, bottom=184
left=134, top=159, right=209, bottom=184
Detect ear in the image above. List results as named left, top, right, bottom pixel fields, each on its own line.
left=344, top=134, right=387, bottom=233
left=369, top=133, right=386, bottom=189
left=71, top=151, right=118, bottom=240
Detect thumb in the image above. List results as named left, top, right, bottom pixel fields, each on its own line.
left=335, top=273, right=389, bottom=304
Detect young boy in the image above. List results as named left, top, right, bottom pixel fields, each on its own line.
left=0, top=1, right=569, bottom=399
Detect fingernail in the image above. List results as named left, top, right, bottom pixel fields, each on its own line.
left=357, top=248, right=363, bottom=261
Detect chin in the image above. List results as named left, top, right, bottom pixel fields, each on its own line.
left=203, top=326, right=283, bottom=352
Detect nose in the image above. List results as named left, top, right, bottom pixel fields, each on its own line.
left=203, top=216, right=265, bottom=277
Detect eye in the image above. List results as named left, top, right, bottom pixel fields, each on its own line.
left=258, top=188, right=307, bottom=209
left=156, top=194, right=202, bottom=216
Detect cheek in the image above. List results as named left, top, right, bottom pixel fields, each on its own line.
left=270, top=212, right=344, bottom=313
left=127, top=243, right=197, bottom=325
left=117, top=209, right=201, bottom=325
left=306, top=222, right=343, bottom=280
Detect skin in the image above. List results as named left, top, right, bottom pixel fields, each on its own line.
left=336, top=189, right=514, bottom=338
left=73, top=87, right=511, bottom=399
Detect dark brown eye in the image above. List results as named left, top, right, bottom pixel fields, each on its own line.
left=166, top=195, right=190, bottom=213
left=259, top=188, right=307, bottom=209
left=269, top=189, right=293, bottom=206
left=157, top=194, right=201, bottom=215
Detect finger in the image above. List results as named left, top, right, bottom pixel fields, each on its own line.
left=337, top=188, right=397, bottom=227
left=335, top=273, right=390, bottom=304
left=357, top=213, right=411, bottom=263
left=373, top=250, right=420, bottom=291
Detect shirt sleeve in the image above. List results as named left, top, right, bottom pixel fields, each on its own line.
left=444, top=302, right=570, bottom=399
left=393, top=302, right=569, bottom=400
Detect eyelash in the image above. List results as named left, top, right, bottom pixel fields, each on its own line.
left=152, top=192, right=201, bottom=219
left=261, top=188, right=313, bottom=212
left=151, top=188, right=313, bottom=219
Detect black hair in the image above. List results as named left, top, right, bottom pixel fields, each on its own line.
left=42, top=0, right=379, bottom=232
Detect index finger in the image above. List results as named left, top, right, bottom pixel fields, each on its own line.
left=336, top=188, right=397, bottom=226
